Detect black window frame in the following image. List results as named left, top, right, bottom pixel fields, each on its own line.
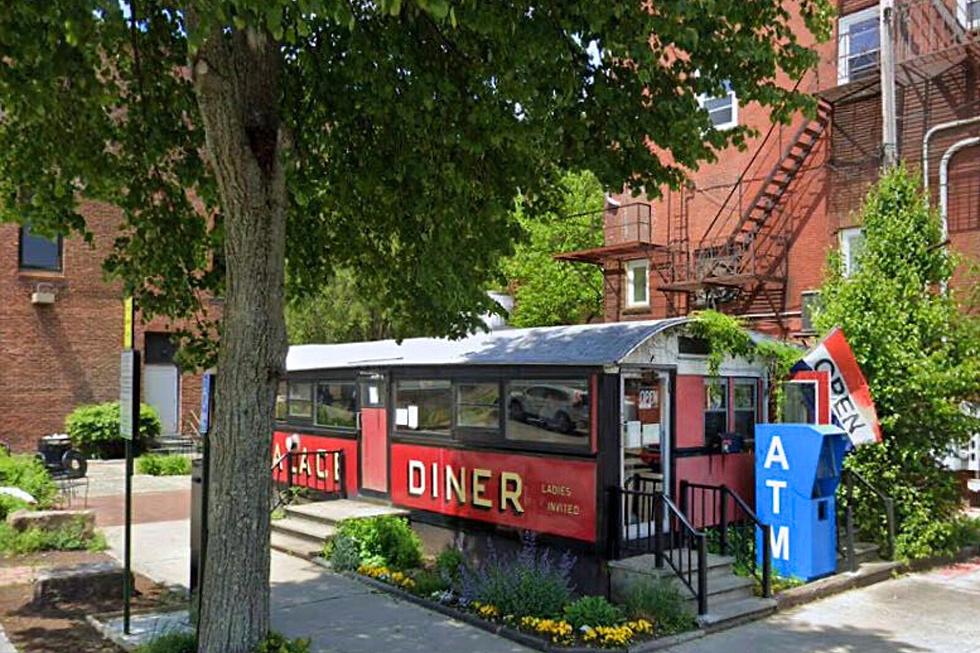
left=503, top=378, right=592, bottom=451
left=453, top=380, right=504, bottom=443
left=732, top=377, right=758, bottom=445
left=286, top=380, right=315, bottom=421
left=389, top=367, right=596, bottom=456
left=393, top=378, right=454, bottom=438
left=703, top=377, right=729, bottom=447
left=18, top=225, right=63, bottom=272
left=314, top=379, right=359, bottom=430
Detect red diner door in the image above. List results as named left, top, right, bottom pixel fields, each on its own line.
left=358, top=373, right=388, bottom=494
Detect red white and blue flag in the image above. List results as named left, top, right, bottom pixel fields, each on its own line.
left=795, top=327, right=882, bottom=446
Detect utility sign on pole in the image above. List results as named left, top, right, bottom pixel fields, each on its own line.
left=119, top=351, right=137, bottom=440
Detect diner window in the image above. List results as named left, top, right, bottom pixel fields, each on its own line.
left=625, top=259, right=649, bottom=308
left=456, top=382, right=500, bottom=430
left=780, top=381, right=817, bottom=424
left=395, top=380, right=451, bottom=433
left=699, top=80, right=738, bottom=130
left=287, top=381, right=313, bottom=419
left=733, top=379, right=757, bottom=442
left=506, top=379, right=590, bottom=447
left=840, top=227, right=864, bottom=277
left=275, top=381, right=288, bottom=419
left=838, top=7, right=880, bottom=84
left=704, top=378, right=728, bottom=446
left=315, top=381, right=357, bottom=428
left=19, top=224, right=63, bottom=271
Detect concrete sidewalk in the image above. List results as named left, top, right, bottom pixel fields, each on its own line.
left=104, top=518, right=531, bottom=653
left=671, top=557, right=980, bottom=653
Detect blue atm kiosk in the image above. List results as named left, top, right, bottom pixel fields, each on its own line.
left=755, top=424, right=850, bottom=581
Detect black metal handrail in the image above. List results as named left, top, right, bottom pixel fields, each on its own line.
left=610, top=485, right=708, bottom=615
left=271, top=449, right=346, bottom=513
left=838, top=466, right=896, bottom=571
left=679, top=481, right=772, bottom=598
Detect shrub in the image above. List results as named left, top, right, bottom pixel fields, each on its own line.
left=0, top=450, right=57, bottom=508
left=459, top=532, right=575, bottom=619
left=65, top=401, right=160, bottom=459
left=255, top=632, right=311, bottom=653
left=0, top=494, right=29, bottom=520
left=435, top=546, right=465, bottom=585
left=563, top=595, right=623, bottom=629
left=327, top=533, right=362, bottom=572
left=133, top=632, right=197, bottom=653
left=137, top=453, right=192, bottom=476
left=623, top=577, right=696, bottom=635
left=0, top=517, right=106, bottom=555
left=331, top=516, right=422, bottom=570
left=411, top=568, right=449, bottom=596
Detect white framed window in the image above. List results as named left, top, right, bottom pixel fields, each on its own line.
left=838, top=6, right=880, bottom=84
left=957, top=0, right=980, bottom=29
left=625, top=259, right=649, bottom=307
left=800, top=290, right=821, bottom=333
left=698, top=80, right=738, bottom=130
left=839, top=227, right=865, bottom=277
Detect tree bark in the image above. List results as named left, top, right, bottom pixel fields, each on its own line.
left=190, top=24, right=287, bottom=653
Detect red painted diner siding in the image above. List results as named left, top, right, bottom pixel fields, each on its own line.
left=675, top=375, right=704, bottom=449
left=675, top=453, right=755, bottom=529
left=272, top=430, right=359, bottom=497
left=390, top=442, right=598, bottom=542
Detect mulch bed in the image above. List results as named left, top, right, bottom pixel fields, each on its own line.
left=0, top=550, right=186, bottom=653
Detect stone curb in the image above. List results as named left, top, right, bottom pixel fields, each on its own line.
left=321, top=559, right=690, bottom=653
left=776, top=543, right=980, bottom=611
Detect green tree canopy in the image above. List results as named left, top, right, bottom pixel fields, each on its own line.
left=501, top=170, right=605, bottom=327
left=0, top=2, right=833, bottom=650
left=815, top=166, right=980, bottom=559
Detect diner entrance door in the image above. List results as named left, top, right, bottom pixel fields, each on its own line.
left=620, top=369, right=671, bottom=537
left=358, top=373, right=388, bottom=494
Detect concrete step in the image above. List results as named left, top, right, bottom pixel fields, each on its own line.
left=837, top=541, right=883, bottom=571
left=270, top=530, right=322, bottom=560
left=284, top=499, right=408, bottom=527
left=611, top=550, right=735, bottom=577
left=699, top=596, right=777, bottom=631
left=272, top=516, right=336, bottom=544
left=684, top=573, right=755, bottom=605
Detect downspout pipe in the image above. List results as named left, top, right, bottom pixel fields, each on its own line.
left=938, top=136, right=980, bottom=293
left=922, top=115, right=980, bottom=192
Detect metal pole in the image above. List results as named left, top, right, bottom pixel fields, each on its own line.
left=845, top=470, right=857, bottom=573
left=762, top=524, right=772, bottom=598
left=880, top=0, right=899, bottom=169
left=123, top=349, right=140, bottom=635
left=654, top=493, right=664, bottom=569
left=885, top=497, right=896, bottom=560
left=697, top=534, right=708, bottom=616
left=719, top=486, right=729, bottom=556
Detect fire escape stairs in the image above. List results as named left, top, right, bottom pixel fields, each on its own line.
left=679, top=99, right=832, bottom=315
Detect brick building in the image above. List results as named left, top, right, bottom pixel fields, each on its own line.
left=558, top=0, right=980, bottom=337
left=0, top=200, right=212, bottom=452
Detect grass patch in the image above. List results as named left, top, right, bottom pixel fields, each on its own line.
left=137, top=454, right=192, bottom=476
left=0, top=518, right=106, bottom=555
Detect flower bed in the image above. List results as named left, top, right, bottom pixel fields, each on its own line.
left=353, top=564, right=666, bottom=650
left=327, top=520, right=694, bottom=651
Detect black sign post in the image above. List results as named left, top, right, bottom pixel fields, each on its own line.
left=120, top=299, right=139, bottom=636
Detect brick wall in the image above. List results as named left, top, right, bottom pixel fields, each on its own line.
left=594, top=2, right=980, bottom=335
left=0, top=201, right=214, bottom=452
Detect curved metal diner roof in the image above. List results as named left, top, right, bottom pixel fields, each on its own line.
left=286, top=317, right=696, bottom=372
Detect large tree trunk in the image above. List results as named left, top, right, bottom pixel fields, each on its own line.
left=190, top=24, right=287, bottom=653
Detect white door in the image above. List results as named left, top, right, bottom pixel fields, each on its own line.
left=621, top=370, right=671, bottom=538
left=144, top=364, right=180, bottom=435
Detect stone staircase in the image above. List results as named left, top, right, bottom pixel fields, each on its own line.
left=838, top=540, right=884, bottom=572
left=270, top=499, right=408, bottom=560
left=149, top=434, right=199, bottom=455
left=609, top=550, right=777, bottom=630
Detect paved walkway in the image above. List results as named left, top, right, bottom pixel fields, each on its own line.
left=673, top=557, right=980, bottom=653
left=103, top=517, right=531, bottom=652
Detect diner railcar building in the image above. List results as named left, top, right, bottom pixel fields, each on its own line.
left=274, top=318, right=772, bottom=592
